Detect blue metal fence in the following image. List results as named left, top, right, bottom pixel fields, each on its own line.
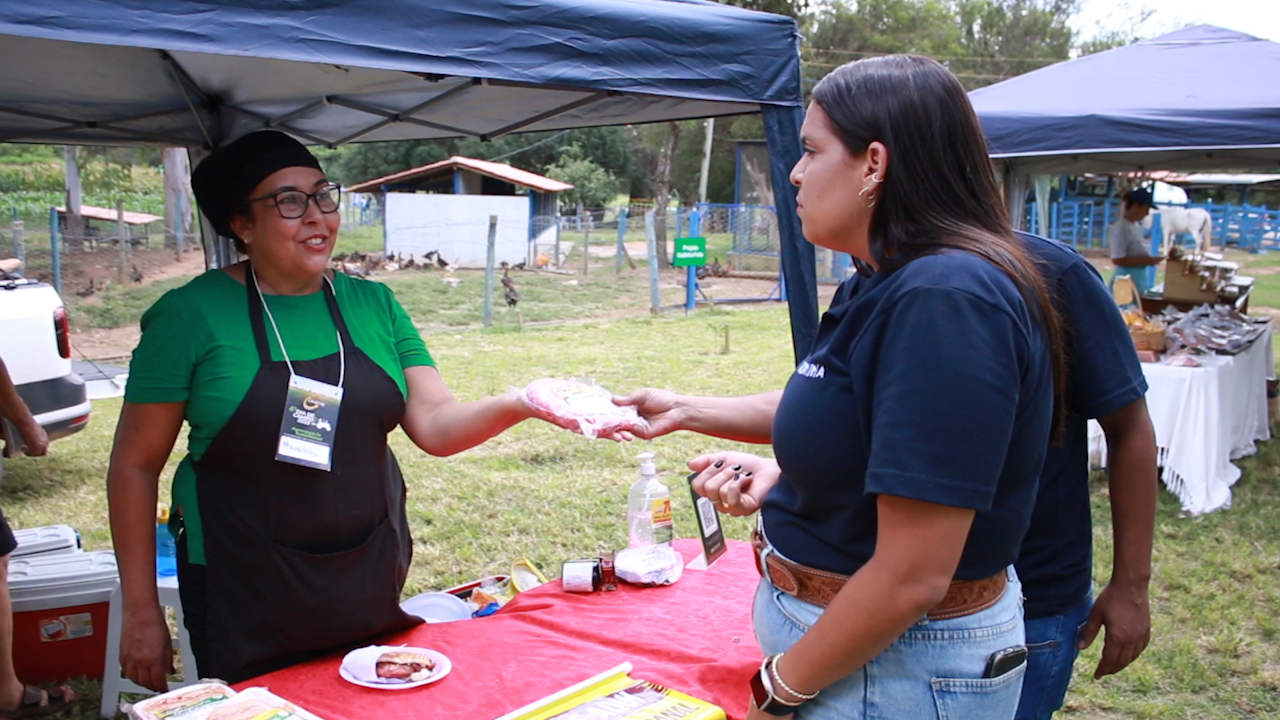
left=1025, top=199, right=1280, bottom=253
left=691, top=202, right=851, bottom=284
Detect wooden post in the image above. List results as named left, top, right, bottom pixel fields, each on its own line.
left=117, top=200, right=128, bottom=285
left=483, top=215, right=498, bottom=327
left=554, top=215, right=562, bottom=269
left=10, top=220, right=23, bottom=268
left=582, top=218, right=589, bottom=277
left=646, top=209, right=660, bottom=314
left=615, top=208, right=627, bottom=274
left=175, top=190, right=186, bottom=260
left=64, top=146, right=83, bottom=252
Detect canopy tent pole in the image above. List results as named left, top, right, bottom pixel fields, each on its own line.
left=763, top=104, right=817, bottom=362
left=1002, top=165, right=1030, bottom=234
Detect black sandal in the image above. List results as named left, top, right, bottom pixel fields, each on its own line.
left=0, top=684, right=76, bottom=719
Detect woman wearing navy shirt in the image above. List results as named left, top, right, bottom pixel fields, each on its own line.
left=618, top=55, right=1065, bottom=719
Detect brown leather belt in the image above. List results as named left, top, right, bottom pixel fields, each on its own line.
left=751, top=530, right=1006, bottom=620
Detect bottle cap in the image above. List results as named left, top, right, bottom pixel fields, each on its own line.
left=637, top=451, right=656, bottom=476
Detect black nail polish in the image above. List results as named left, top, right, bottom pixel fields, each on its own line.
left=731, top=464, right=743, bottom=472
left=713, top=460, right=724, bottom=469
left=743, top=472, right=754, bottom=478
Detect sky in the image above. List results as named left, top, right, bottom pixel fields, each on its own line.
left=1073, top=0, right=1280, bottom=43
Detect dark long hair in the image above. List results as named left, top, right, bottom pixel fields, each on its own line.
left=813, top=54, right=1066, bottom=441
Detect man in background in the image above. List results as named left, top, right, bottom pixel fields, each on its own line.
left=1108, top=187, right=1165, bottom=295
left=1015, top=231, right=1158, bottom=720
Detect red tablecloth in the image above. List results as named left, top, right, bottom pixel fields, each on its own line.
left=236, top=539, right=763, bottom=719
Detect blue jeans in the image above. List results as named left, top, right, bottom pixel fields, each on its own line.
left=1014, top=593, right=1093, bottom=720
left=752, top=556, right=1026, bottom=719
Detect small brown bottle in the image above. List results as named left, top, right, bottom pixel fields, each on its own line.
left=600, top=550, right=618, bottom=591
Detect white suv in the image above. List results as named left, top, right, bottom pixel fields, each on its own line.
left=0, top=273, right=91, bottom=452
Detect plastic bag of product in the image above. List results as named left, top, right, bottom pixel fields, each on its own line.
left=521, top=378, right=648, bottom=440
left=126, top=683, right=324, bottom=720
left=125, top=682, right=236, bottom=720
left=616, top=544, right=684, bottom=586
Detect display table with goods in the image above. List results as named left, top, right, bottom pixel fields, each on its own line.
left=225, top=538, right=758, bottom=720
left=1092, top=308, right=1274, bottom=515
left=1138, top=248, right=1255, bottom=315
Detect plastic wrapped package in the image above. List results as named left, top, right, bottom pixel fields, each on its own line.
left=616, top=545, right=684, bottom=586
left=521, top=378, right=648, bottom=439
left=125, top=683, right=326, bottom=720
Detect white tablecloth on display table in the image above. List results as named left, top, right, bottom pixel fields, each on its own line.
left=1089, top=321, right=1274, bottom=515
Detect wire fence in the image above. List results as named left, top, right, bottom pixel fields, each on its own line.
left=0, top=187, right=854, bottom=318
left=0, top=194, right=198, bottom=298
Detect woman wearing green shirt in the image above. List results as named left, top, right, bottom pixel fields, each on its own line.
left=107, top=131, right=542, bottom=689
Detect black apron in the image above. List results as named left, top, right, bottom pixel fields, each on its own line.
left=191, top=268, right=420, bottom=684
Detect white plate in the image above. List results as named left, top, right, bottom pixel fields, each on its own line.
left=400, top=592, right=473, bottom=623
left=339, top=647, right=451, bottom=690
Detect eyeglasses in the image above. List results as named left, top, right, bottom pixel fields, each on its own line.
left=249, top=182, right=341, bottom=219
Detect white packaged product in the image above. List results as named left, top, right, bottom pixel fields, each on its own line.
left=125, top=683, right=326, bottom=720
left=616, top=544, right=684, bottom=586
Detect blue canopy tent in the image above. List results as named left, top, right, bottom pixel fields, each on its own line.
left=0, top=0, right=819, bottom=358
left=971, top=23, right=1280, bottom=259
left=971, top=25, right=1280, bottom=178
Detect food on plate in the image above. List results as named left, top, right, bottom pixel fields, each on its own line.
left=375, top=650, right=437, bottom=682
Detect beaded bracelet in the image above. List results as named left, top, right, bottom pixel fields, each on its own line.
left=769, top=653, right=820, bottom=702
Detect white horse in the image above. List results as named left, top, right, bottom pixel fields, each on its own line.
left=1145, top=206, right=1214, bottom=253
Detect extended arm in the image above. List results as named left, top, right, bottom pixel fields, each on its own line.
left=106, top=401, right=186, bottom=691
left=1080, top=397, right=1157, bottom=677
left=399, top=365, right=534, bottom=456
left=613, top=388, right=782, bottom=443
left=0, top=357, right=47, bottom=456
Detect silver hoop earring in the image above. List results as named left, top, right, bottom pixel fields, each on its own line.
left=859, top=173, right=883, bottom=208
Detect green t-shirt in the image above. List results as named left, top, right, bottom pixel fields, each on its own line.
left=125, top=269, right=435, bottom=564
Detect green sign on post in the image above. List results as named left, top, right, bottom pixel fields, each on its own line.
left=673, top=237, right=707, bottom=267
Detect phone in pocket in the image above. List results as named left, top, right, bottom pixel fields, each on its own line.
left=984, top=646, right=1028, bottom=678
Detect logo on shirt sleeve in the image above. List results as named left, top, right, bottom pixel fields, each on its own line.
left=796, top=361, right=826, bottom=379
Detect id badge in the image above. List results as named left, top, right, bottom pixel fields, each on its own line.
left=276, top=375, right=343, bottom=471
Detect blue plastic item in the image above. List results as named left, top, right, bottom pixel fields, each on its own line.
left=156, top=523, right=177, bottom=577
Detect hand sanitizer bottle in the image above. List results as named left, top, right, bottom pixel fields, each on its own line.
left=627, top=451, right=673, bottom=548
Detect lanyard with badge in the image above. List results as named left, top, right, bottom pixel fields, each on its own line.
left=253, top=267, right=344, bottom=472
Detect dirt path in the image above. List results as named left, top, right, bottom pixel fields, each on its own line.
left=66, top=248, right=207, bottom=361
left=70, top=326, right=140, bottom=363
left=64, top=246, right=206, bottom=299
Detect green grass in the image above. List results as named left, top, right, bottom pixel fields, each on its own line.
left=381, top=267, right=699, bottom=330
left=1067, top=450, right=1280, bottom=719
left=10, top=269, right=1280, bottom=717
left=334, top=224, right=384, bottom=256
left=64, top=276, right=191, bottom=330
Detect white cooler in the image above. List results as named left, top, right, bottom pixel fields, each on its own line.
left=11, top=524, right=81, bottom=558
left=10, top=550, right=118, bottom=684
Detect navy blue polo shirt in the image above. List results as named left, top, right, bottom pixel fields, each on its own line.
left=762, top=250, right=1054, bottom=581
left=1014, top=232, right=1147, bottom=619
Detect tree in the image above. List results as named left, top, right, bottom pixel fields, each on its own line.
left=638, top=122, right=689, bottom=267
left=543, top=144, right=622, bottom=210
left=951, top=0, right=1078, bottom=87
left=718, top=0, right=810, bottom=19
left=324, top=127, right=639, bottom=194
left=1075, top=7, right=1153, bottom=56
